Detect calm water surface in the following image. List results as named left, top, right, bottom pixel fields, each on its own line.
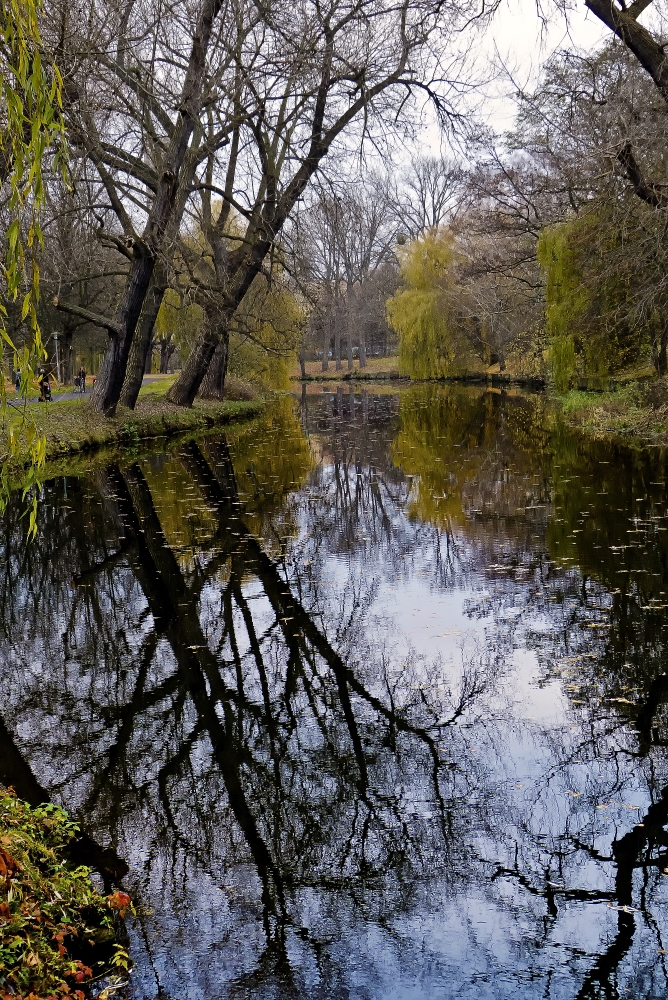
left=2, top=383, right=668, bottom=999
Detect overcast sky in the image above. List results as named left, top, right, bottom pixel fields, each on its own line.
left=415, top=1, right=609, bottom=157
left=486, top=0, right=607, bottom=123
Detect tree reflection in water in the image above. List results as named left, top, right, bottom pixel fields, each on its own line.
left=0, top=386, right=667, bottom=999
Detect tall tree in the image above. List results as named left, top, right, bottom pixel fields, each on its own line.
left=49, top=0, right=234, bottom=414
left=43, top=0, right=491, bottom=411
left=295, top=177, right=397, bottom=371
left=393, top=154, right=463, bottom=239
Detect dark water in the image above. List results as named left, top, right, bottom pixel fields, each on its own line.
left=2, top=383, right=668, bottom=1000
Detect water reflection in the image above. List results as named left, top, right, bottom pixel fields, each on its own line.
left=1, top=385, right=667, bottom=999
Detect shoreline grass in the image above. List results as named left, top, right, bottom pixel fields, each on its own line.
left=10, top=376, right=265, bottom=464
left=557, top=379, right=668, bottom=447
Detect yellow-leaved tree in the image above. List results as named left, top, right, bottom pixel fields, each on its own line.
left=1, top=0, right=66, bottom=532
left=227, top=271, right=304, bottom=390
left=387, top=231, right=458, bottom=379
left=153, top=289, right=203, bottom=373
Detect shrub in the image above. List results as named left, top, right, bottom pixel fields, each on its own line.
left=0, top=789, right=133, bottom=1000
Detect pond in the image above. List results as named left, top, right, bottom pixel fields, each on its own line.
left=1, top=383, right=668, bottom=1000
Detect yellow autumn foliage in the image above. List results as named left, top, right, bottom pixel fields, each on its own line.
left=387, top=231, right=458, bottom=379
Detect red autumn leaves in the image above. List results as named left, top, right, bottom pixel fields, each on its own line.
left=0, top=845, right=20, bottom=888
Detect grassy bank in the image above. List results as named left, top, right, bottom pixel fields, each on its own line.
left=291, top=355, right=550, bottom=386
left=0, top=788, right=132, bottom=999
left=558, top=379, right=668, bottom=446
left=291, top=356, right=403, bottom=381
left=14, top=377, right=264, bottom=462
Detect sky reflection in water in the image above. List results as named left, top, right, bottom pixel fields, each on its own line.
left=1, top=383, right=668, bottom=1000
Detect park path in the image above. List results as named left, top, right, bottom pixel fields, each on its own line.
left=17, top=375, right=162, bottom=405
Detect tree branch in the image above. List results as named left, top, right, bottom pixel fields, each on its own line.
left=626, top=0, right=654, bottom=19
left=52, top=296, right=122, bottom=337
left=617, top=142, right=668, bottom=208
left=585, top=0, right=668, bottom=103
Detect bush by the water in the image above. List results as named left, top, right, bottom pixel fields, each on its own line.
left=0, top=788, right=132, bottom=1000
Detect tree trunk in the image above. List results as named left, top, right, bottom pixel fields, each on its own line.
left=167, top=319, right=226, bottom=407
left=166, top=238, right=269, bottom=407
left=144, top=340, right=154, bottom=374
left=652, top=327, right=668, bottom=376
left=90, top=283, right=149, bottom=415
left=159, top=338, right=173, bottom=374
left=346, top=280, right=354, bottom=371
left=88, top=0, right=223, bottom=416
left=359, top=323, right=367, bottom=368
left=299, top=348, right=306, bottom=379
left=585, top=0, right=668, bottom=106
left=334, top=302, right=342, bottom=371
left=301, top=380, right=307, bottom=422
left=322, top=317, right=329, bottom=371
left=62, top=327, right=74, bottom=384
left=119, top=266, right=167, bottom=408
left=198, top=335, right=229, bottom=398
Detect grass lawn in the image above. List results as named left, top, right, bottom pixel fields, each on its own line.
left=292, top=355, right=403, bottom=380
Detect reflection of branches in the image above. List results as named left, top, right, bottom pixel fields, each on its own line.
left=0, top=708, right=127, bottom=883
left=109, top=461, right=288, bottom=931
left=573, top=786, right=668, bottom=999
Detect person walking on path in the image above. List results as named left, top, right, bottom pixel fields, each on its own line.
left=78, top=366, right=86, bottom=393
left=38, top=371, right=51, bottom=402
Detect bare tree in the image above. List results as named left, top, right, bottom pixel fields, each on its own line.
left=393, top=154, right=464, bottom=238
left=163, top=0, right=484, bottom=406
left=337, top=177, right=397, bottom=368
left=47, top=0, right=239, bottom=413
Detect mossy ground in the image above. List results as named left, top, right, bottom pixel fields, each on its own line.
left=0, top=789, right=132, bottom=1000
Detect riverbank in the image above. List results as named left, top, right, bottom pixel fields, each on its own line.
left=558, top=379, right=668, bottom=447
left=292, top=354, right=553, bottom=388
left=295, top=356, right=668, bottom=447
left=14, top=377, right=264, bottom=462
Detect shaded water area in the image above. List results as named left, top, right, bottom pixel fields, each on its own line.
left=2, top=383, right=668, bottom=999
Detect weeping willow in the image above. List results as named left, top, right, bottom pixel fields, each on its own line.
left=228, top=272, right=303, bottom=389
left=154, top=288, right=204, bottom=365
left=538, top=214, right=652, bottom=392
left=1, top=0, right=66, bottom=531
left=387, top=231, right=458, bottom=379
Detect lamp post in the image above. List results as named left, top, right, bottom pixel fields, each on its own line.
left=52, top=332, right=61, bottom=384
